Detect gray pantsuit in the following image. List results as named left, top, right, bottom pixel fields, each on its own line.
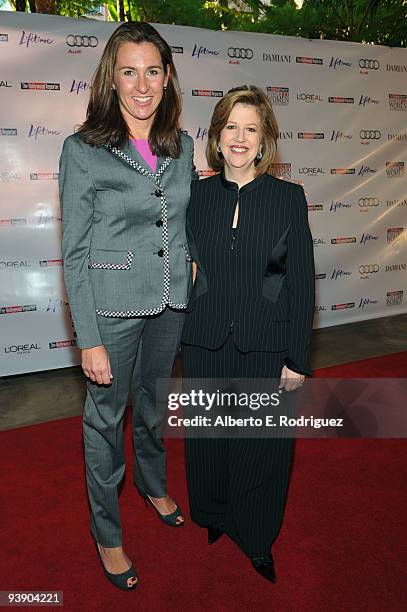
left=59, top=132, right=197, bottom=546
left=84, top=309, right=184, bottom=547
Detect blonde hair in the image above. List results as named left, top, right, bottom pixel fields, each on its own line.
left=206, top=85, right=279, bottom=175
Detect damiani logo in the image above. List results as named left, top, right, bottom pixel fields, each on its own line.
left=263, top=53, right=291, bottom=63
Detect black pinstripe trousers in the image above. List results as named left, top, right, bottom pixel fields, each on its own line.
left=181, top=335, right=294, bottom=558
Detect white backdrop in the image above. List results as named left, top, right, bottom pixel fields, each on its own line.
left=0, top=11, right=406, bottom=376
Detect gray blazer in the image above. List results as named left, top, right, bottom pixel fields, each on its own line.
left=59, top=132, right=196, bottom=349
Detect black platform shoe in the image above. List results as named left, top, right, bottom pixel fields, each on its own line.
left=251, top=554, right=276, bottom=583
left=207, top=526, right=225, bottom=544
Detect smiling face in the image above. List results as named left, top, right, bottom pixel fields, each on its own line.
left=219, top=102, right=262, bottom=177
left=113, top=41, right=169, bottom=137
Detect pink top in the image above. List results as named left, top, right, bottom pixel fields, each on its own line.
left=130, top=139, right=157, bottom=172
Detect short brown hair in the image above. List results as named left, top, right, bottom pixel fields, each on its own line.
left=77, top=22, right=182, bottom=157
left=206, top=85, right=279, bottom=174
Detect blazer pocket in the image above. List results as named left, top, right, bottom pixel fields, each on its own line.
left=88, top=248, right=133, bottom=270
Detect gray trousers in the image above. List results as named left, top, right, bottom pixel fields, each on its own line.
left=83, top=307, right=184, bottom=547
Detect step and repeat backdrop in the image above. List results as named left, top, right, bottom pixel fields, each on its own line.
left=0, top=11, right=406, bottom=375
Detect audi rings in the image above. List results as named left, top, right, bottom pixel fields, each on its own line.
left=360, top=130, right=381, bottom=139
left=359, top=59, right=380, bottom=70
left=358, top=198, right=379, bottom=207
left=359, top=264, right=379, bottom=274
left=66, top=35, right=98, bottom=48
left=227, top=47, right=253, bottom=60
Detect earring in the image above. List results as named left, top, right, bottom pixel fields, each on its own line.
left=217, top=144, right=221, bottom=153
left=112, top=85, right=116, bottom=91
left=163, top=85, right=167, bottom=91
left=256, top=145, right=263, bottom=160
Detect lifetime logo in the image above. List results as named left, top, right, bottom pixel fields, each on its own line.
left=360, top=233, right=379, bottom=244
left=227, top=47, right=253, bottom=59
left=191, top=45, right=219, bottom=59
left=359, top=264, right=379, bottom=274
left=66, top=35, right=98, bottom=48
left=359, top=297, right=378, bottom=309
left=331, top=269, right=352, bottom=279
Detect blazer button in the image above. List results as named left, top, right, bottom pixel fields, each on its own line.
left=155, top=189, right=163, bottom=197
left=156, top=219, right=163, bottom=227
left=157, top=249, right=164, bottom=257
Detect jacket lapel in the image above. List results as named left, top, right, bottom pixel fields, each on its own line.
left=106, top=141, right=172, bottom=181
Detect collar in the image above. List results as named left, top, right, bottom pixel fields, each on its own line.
left=220, top=169, right=267, bottom=195
left=106, top=142, right=172, bottom=181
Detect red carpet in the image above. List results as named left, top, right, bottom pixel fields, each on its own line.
left=1, top=352, right=406, bottom=611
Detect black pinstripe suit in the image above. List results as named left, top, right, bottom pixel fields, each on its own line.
left=181, top=171, right=315, bottom=558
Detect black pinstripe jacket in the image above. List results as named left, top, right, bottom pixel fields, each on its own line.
left=181, top=171, right=315, bottom=375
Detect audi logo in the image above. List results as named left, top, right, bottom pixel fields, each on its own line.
left=66, top=35, right=98, bottom=48
left=359, top=59, right=380, bottom=70
left=358, top=198, right=379, bottom=207
left=360, top=130, right=381, bottom=139
left=359, top=264, right=379, bottom=274
left=227, top=47, right=253, bottom=60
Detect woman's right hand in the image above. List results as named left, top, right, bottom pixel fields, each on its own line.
left=82, top=345, right=113, bottom=385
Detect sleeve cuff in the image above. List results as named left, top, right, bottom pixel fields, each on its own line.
left=284, top=357, right=312, bottom=377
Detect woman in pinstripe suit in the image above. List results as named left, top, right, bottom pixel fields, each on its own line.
left=181, top=86, right=315, bottom=582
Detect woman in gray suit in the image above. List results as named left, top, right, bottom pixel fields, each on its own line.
left=59, top=22, right=196, bottom=591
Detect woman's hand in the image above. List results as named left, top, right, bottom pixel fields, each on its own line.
left=82, top=345, right=113, bottom=385
left=279, top=365, right=305, bottom=392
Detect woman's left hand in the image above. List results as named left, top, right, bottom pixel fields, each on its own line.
left=279, top=365, right=305, bottom=392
